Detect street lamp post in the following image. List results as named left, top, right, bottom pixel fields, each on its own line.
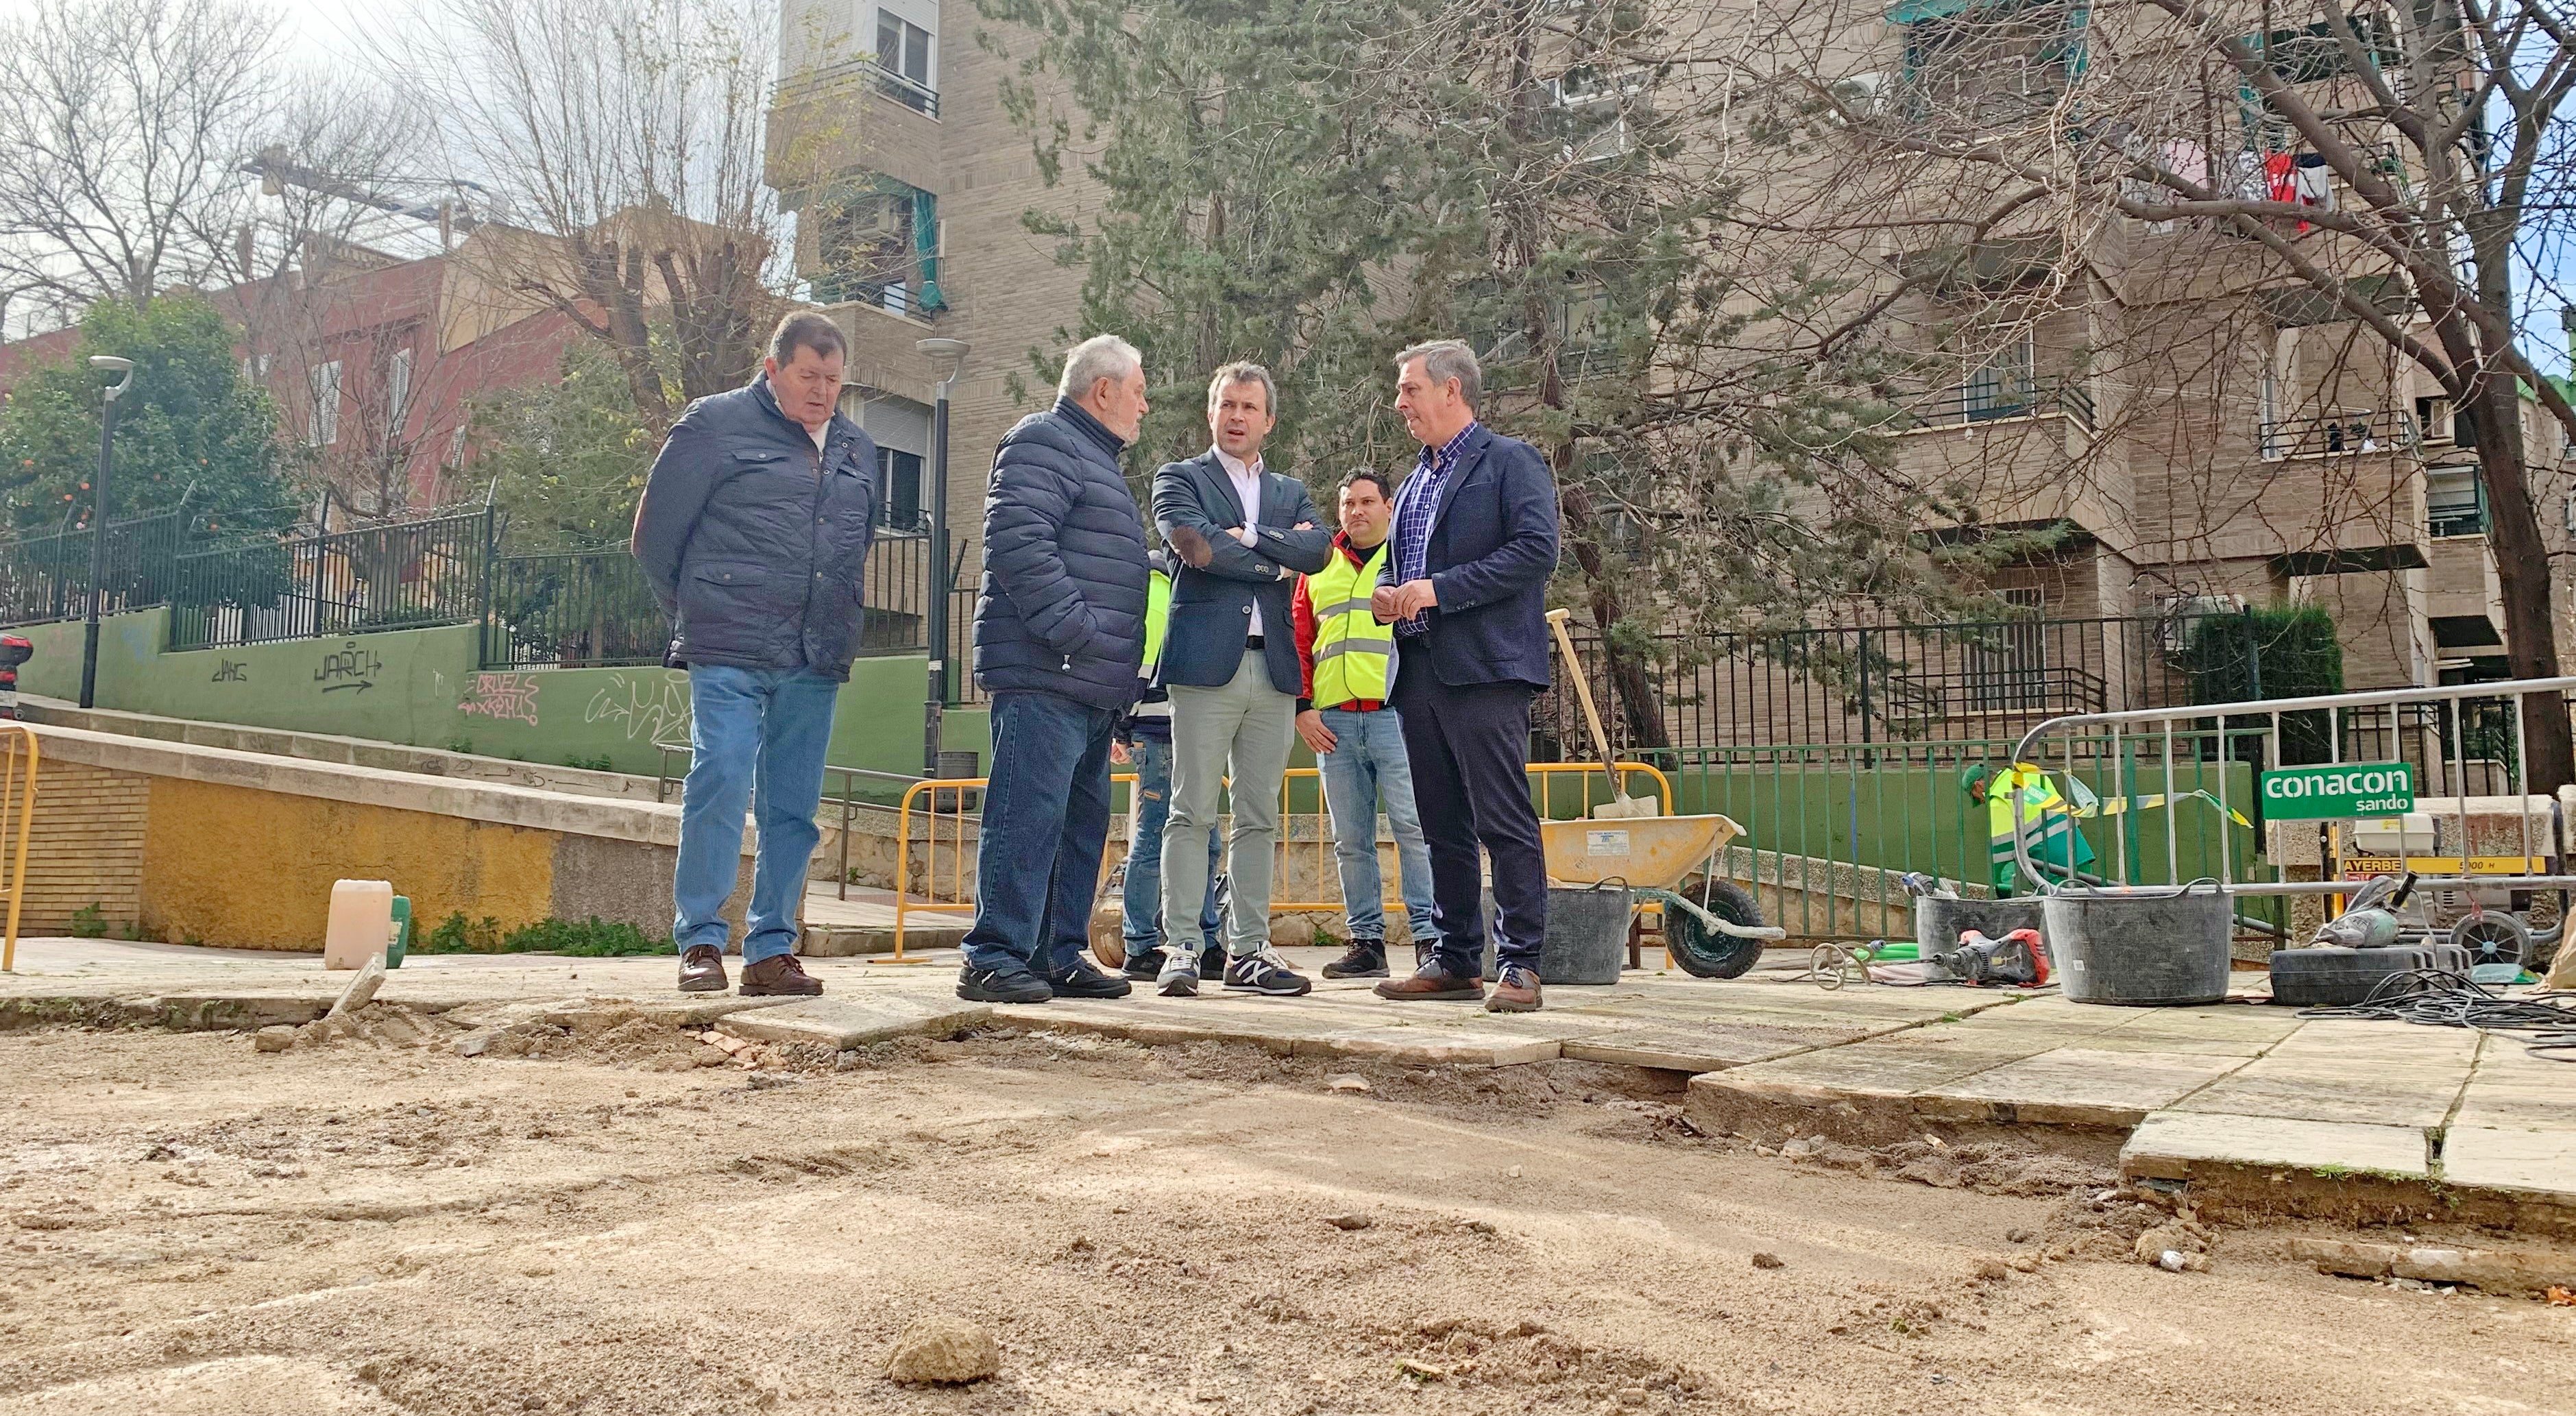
left=79, top=356, right=136, bottom=711
left=914, top=337, right=970, bottom=777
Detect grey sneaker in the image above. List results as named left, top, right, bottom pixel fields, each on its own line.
left=1224, top=947, right=1312, bottom=997
left=1157, top=947, right=1200, bottom=997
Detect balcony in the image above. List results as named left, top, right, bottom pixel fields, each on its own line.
left=779, top=57, right=938, bottom=118
left=1893, top=374, right=2095, bottom=434
left=2259, top=409, right=2416, bottom=461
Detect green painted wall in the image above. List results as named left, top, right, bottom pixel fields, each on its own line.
left=14, top=609, right=943, bottom=781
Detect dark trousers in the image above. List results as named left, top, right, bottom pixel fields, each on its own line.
left=962, top=689, right=1119, bottom=974
left=1390, top=657, right=1548, bottom=973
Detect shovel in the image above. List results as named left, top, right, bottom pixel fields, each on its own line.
left=1545, top=609, right=1657, bottom=819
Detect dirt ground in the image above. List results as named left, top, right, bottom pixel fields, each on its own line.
left=0, top=1015, right=2569, bottom=1415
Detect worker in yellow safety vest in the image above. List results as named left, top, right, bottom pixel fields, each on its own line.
left=1963, top=761, right=2096, bottom=896
left=1291, top=471, right=1442, bottom=979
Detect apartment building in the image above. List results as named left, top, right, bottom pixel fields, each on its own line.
left=764, top=0, right=2571, bottom=738
left=1845, top=0, right=2572, bottom=702
left=768, top=0, right=1097, bottom=589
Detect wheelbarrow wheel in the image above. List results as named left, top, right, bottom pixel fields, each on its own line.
left=1667, top=880, right=1766, bottom=979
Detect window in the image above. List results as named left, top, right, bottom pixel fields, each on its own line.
left=1895, top=0, right=2084, bottom=129
left=878, top=447, right=924, bottom=530
left=445, top=425, right=470, bottom=469
left=308, top=361, right=342, bottom=447
left=1547, top=67, right=1645, bottom=162
left=385, top=347, right=414, bottom=432
left=1963, top=333, right=2037, bottom=419
left=873, top=10, right=934, bottom=111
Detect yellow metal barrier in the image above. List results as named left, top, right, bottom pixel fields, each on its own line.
left=891, top=759, right=1673, bottom=957
left=0, top=727, right=36, bottom=972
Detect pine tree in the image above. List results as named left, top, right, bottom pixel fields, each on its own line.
left=978, top=0, right=1997, bottom=746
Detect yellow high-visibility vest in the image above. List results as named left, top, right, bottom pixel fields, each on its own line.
left=1142, top=565, right=1172, bottom=676
left=1307, top=541, right=1394, bottom=708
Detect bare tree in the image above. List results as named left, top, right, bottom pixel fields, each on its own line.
left=1724, top=0, right=2576, bottom=788
left=0, top=0, right=280, bottom=321
left=389, top=0, right=813, bottom=437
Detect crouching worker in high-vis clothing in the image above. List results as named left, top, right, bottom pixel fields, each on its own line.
left=1964, top=762, right=2096, bottom=896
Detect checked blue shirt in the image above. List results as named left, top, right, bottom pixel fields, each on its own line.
left=1392, top=422, right=1477, bottom=637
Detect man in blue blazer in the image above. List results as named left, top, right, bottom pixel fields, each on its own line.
left=1369, top=340, right=1562, bottom=1012
left=1150, top=363, right=1333, bottom=998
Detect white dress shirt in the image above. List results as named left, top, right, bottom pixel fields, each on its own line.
left=1213, top=445, right=1266, bottom=637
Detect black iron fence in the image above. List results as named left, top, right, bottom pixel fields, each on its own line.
left=1543, top=611, right=2265, bottom=753
left=0, top=511, right=191, bottom=627
left=0, top=504, right=963, bottom=674
left=169, top=507, right=496, bottom=651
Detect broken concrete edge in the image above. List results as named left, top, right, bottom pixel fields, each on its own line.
left=2285, top=1234, right=2576, bottom=1297
left=713, top=1002, right=993, bottom=1050
left=2119, top=1115, right=2576, bottom=1241
left=0, top=990, right=812, bottom=1035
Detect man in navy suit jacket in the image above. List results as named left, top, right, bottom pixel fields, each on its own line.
left=1368, top=340, right=1561, bottom=1012
left=1148, top=363, right=1333, bottom=998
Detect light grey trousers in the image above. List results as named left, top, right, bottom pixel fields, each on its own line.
left=1162, top=650, right=1295, bottom=957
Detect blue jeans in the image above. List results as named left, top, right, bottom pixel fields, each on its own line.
left=1121, top=733, right=1222, bottom=952
left=1316, top=706, right=1439, bottom=944
left=672, top=666, right=842, bottom=964
left=962, top=689, right=1120, bottom=974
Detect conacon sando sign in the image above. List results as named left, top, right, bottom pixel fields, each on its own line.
left=2258, top=761, right=2416, bottom=820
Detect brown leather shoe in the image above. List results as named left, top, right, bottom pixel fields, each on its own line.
left=740, top=953, right=823, bottom=997
left=678, top=944, right=727, bottom=993
left=1485, top=964, right=1542, bottom=1013
left=1372, top=964, right=1483, bottom=1002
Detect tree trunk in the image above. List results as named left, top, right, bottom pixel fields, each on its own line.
left=2468, top=376, right=2575, bottom=794
left=1496, top=1, right=1668, bottom=753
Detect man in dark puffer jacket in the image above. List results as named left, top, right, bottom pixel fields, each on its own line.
left=956, top=334, right=1154, bottom=1003
left=634, top=311, right=878, bottom=999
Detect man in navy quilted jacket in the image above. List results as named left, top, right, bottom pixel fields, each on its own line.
left=956, top=335, right=1154, bottom=1003
left=634, top=311, right=878, bottom=999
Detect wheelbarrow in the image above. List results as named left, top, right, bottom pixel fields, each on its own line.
left=1540, top=812, right=1784, bottom=978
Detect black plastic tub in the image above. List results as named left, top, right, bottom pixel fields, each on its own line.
left=1481, top=882, right=1631, bottom=985
left=2043, top=883, right=2233, bottom=1006
left=1915, top=896, right=2047, bottom=955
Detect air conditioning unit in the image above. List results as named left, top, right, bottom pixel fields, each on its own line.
left=1836, top=71, right=1891, bottom=118
left=2159, top=594, right=2246, bottom=653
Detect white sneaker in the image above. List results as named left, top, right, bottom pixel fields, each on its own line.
left=1157, top=947, right=1200, bottom=997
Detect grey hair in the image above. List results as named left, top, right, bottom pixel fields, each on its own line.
left=1058, top=334, right=1143, bottom=402
left=1395, top=339, right=1482, bottom=413
left=1205, top=361, right=1278, bottom=415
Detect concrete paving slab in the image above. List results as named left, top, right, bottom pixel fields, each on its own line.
left=1915, top=1047, right=2253, bottom=1127
left=2451, top=1034, right=2574, bottom=1131
left=1692, top=1038, right=2043, bottom=1101
left=2121, top=1111, right=2431, bottom=1181
left=714, top=996, right=991, bottom=1049
left=2441, top=1127, right=2576, bottom=1199
left=2262, top=1021, right=2481, bottom=1066
left=2171, top=1060, right=2470, bottom=1130
left=1562, top=1024, right=1848, bottom=1071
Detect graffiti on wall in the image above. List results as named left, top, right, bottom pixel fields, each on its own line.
left=584, top=672, right=691, bottom=744
left=210, top=659, right=249, bottom=683
left=314, top=642, right=383, bottom=694
left=457, top=672, right=542, bottom=727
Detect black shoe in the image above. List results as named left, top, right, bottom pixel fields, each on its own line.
left=957, top=963, right=1053, bottom=1004
left=1119, top=947, right=1164, bottom=982
left=1321, top=940, right=1389, bottom=979
left=1047, top=956, right=1134, bottom=999
left=1223, top=947, right=1312, bottom=997
left=1199, top=944, right=1226, bottom=979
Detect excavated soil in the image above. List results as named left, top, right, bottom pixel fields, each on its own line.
left=0, top=1016, right=2568, bottom=1415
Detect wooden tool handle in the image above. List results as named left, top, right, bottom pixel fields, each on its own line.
left=1545, top=609, right=1622, bottom=787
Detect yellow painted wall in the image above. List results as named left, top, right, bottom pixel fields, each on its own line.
left=138, top=779, right=559, bottom=949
